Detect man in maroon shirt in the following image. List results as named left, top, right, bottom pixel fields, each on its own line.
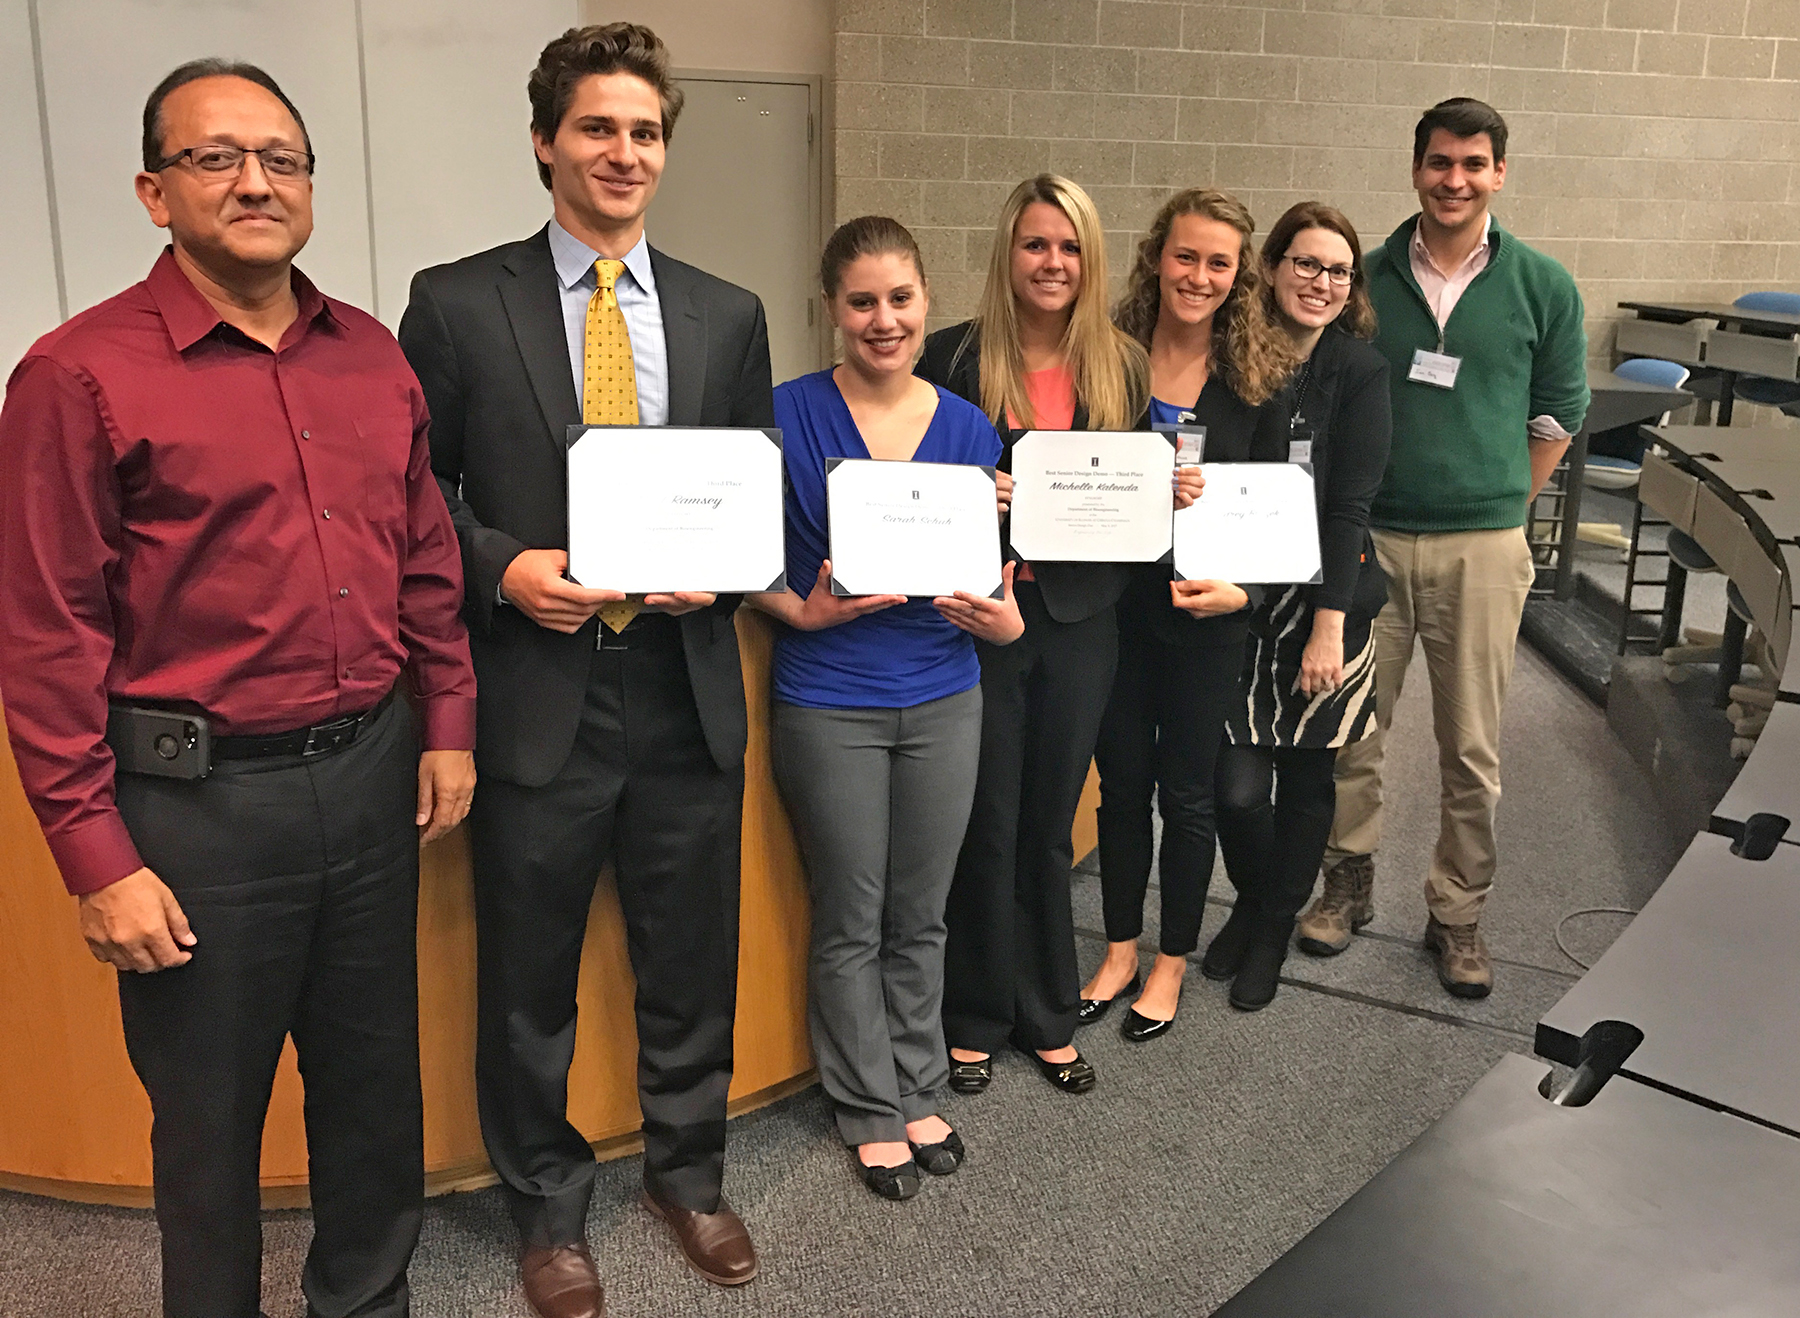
left=0, top=60, right=476, bottom=1318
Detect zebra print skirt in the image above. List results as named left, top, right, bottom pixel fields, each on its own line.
left=1225, top=585, right=1378, bottom=751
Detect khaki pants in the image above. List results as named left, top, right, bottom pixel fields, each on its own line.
left=1324, top=527, right=1535, bottom=925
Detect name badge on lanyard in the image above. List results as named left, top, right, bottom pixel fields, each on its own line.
left=1409, top=347, right=1461, bottom=390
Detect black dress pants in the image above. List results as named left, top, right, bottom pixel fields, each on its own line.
left=1094, top=625, right=1243, bottom=956
left=1215, top=744, right=1340, bottom=925
left=942, top=582, right=1117, bottom=1055
left=469, top=618, right=742, bottom=1247
left=114, top=698, right=423, bottom=1318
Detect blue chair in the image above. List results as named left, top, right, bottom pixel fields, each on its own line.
left=1730, top=292, right=1800, bottom=411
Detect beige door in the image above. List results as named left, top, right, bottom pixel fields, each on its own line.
left=650, top=75, right=824, bottom=388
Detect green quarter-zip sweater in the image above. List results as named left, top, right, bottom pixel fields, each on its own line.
left=1365, top=215, right=1589, bottom=533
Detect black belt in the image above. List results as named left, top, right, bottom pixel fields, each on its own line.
left=213, top=691, right=394, bottom=761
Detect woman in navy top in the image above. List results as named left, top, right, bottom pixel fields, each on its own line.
left=750, top=217, right=1020, bottom=1202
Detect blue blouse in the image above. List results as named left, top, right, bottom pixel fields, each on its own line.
left=1148, top=397, right=1196, bottom=427
left=772, top=369, right=1004, bottom=710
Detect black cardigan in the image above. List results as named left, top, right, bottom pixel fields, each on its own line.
left=1286, top=325, right=1392, bottom=621
left=917, top=320, right=1129, bottom=625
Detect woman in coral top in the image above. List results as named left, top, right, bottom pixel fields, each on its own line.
left=917, top=174, right=1155, bottom=1096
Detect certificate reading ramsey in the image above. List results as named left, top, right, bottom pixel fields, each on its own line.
left=826, top=458, right=1003, bottom=598
left=1008, top=430, right=1176, bottom=563
left=566, top=426, right=785, bottom=593
left=1173, top=462, right=1322, bottom=585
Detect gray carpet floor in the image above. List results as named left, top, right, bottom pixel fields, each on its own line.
left=0, top=643, right=1690, bottom=1318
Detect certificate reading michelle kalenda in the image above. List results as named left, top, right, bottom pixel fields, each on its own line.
left=565, top=426, right=786, bottom=593
left=1008, top=430, right=1176, bottom=563
left=1174, top=462, right=1322, bottom=584
left=825, top=458, right=1004, bottom=598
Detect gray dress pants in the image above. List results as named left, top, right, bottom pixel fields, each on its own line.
left=772, top=686, right=982, bottom=1146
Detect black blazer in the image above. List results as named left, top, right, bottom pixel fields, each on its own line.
left=399, top=226, right=774, bottom=785
left=1286, top=325, right=1392, bottom=624
left=916, top=321, right=1129, bottom=625
left=1121, top=370, right=1288, bottom=650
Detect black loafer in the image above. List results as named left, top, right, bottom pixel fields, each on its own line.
left=1024, top=1048, right=1096, bottom=1094
left=910, top=1129, right=965, bottom=1175
left=859, top=1157, right=921, bottom=1200
left=1120, top=1007, right=1174, bottom=1042
left=1201, top=902, right=1260, bottom=981
left=1076, top=972, right=1141, bottom=1026
left=947, top=1054, right=991, bottom=1094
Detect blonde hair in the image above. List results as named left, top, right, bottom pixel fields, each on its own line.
left=1115, top=188, right=1300, bottom=407
left=967, top=175, right=1149, bottom=431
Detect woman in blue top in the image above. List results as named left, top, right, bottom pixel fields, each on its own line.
left=750, top=216, right=1022, bottom=1202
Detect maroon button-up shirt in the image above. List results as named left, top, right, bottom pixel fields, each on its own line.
left=0, top=249, right=476, bottom=895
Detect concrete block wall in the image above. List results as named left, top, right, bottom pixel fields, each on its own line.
left=833, top=0, right=1800, bottom=360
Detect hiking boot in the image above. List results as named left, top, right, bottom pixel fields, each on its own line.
left=1295, top=854, right=1375, bottom=956
left=1423, top=915, right=1493, bottom=999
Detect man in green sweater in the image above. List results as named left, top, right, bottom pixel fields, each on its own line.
left=1297, top=98, right=1589, bottom=997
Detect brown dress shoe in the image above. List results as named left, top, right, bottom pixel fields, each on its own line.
left=520, top=1243, right=605, bottom=1318
left=1424, top=915, right=1493, bottom=999
left=642, top=1191, right=759, bottom=1286
left=1296, top=854, right=1376, bottom=956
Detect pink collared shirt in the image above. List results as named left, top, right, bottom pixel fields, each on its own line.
left=1409, top=216, right=1570, bottom=443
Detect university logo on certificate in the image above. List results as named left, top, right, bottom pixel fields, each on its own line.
left=1007, top=430, right=1177, bottom=563
left=565, top=426, right=786, bottom=592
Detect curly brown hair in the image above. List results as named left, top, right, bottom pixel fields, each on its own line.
left=1259, top=202, right=1378, bottom=340
left=1114, top=188, right=1299, bottom=407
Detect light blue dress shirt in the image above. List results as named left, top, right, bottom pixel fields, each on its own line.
left=548, top=218, right=669, bottom=426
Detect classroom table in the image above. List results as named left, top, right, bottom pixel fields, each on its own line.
left=1535, top=831, right=1800, bottom=1138
left=1709, top=701, right=1800, bottom=847
left=1533, top=370, right=1691, bottom=600
left=1617, top=300, right=1800, bottom=426
left=1210, top=1053, right=1800, bottom=1318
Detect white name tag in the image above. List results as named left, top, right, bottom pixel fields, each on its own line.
left=1288, top=439, right=1313, bottom=464
left=1409, top=348, right=1461, bottom=389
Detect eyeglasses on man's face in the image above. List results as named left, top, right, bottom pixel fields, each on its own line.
left=157, top=144, right=315, bottom=179
left=1282, top=254, right=1355, bottom=286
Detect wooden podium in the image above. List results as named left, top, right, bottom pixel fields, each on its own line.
left=0, top=610, right=813, bottom=1207
left=0, top=609, right=1102, bottom=1207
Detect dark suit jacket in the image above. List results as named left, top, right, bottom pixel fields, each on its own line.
left=399, top=226, right=774, bottom=785
left=917, top=321, right=1128, bottom=625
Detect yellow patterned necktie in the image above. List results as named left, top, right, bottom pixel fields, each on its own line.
left=584, top=258, right=643, bottom=633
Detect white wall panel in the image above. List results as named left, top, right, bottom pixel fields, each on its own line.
left=0, top=0, right=63, bottom=377
left=37, top=0, right=373, bottom=315
left=362, top=0, right=577, bottom=327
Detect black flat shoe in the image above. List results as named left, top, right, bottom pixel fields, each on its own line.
left=859, top=1157, right=921, bottom=1200
left=1201, top=902, right=1260, bottom=981
left=947, top=1053, right=991, bottom=1094
left=1076, top=972, right=1141, bottom=1026
left=909, top=1129, right=964, bottom=1176
left=1120, top=1007, right=1174, bottom=1042
left=1229, top=927, right=1292, bottom=1012
left=1024, top=1047, right=1096, bottom=1094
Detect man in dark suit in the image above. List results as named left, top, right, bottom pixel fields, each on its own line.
left=398, top=23, right=771, bottom=1318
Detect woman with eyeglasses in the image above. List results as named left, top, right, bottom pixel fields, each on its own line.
left=1208, top=201, right=1392, bottom=1011
left=1079, top=188, right=1298, bottom=1041
left=918, top=175, right=1151, bottom=1095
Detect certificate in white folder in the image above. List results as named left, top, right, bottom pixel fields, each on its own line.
left=1007, top=430, right=1176, bottom=563
left=1173, top=462, right=1322, bottom=585
left=566, top=426, right=786, bottom=593
left=825, top=458, right=1003, bottom=598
